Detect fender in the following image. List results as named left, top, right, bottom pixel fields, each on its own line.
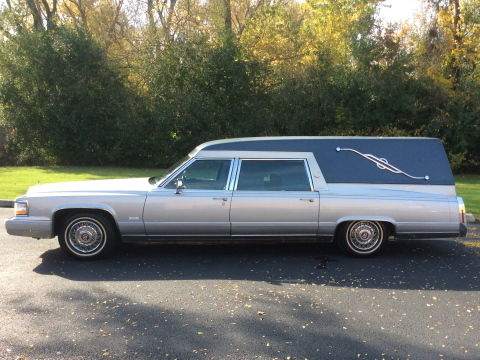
left=51, top=203, right=119, bottom=224
left=335, top=216, right=397, bottom=232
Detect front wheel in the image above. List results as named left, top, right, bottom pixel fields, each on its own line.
left=58, top=213, right=118, bottom=260
left=337, top=220, right=387, bottom=256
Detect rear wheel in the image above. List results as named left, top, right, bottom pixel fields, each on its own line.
left=337, top=220, right=387, bottom=256
left=58, top=213, right=117, bottom=259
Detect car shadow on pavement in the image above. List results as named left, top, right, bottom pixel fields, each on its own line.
left=33, top=239, right=480, bottom=291
left=5, top=287, right=471, bottom=360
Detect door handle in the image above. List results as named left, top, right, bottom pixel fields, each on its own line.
left=213, top=197, right=228, bottom=201
left=300, top=198, right=314, bottom=203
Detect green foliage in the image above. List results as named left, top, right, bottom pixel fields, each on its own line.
left=0, top=26, right=131, bottom=165
left=455, top=175, right=480, bottom=219
left=412, top=0, right=480, bottom=172
left=269, top=28, right=437, bottom=138
left=139, top=37, right=268, bottom=166
left=0, top=0, right=478, bottom=172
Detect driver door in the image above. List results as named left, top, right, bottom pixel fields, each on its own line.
left=143, top=159, right=233, bottom=237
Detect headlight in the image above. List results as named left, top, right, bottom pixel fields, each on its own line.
left=15, top=200, right=29, bottom=216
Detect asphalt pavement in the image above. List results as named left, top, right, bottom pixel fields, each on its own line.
left=0, top=207, right=479, bottom=360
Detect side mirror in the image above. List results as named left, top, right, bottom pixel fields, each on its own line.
left=175, top=179, right=184, bottom=194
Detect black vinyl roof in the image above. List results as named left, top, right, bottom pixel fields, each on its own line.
left=202, top=137, right=454, bottom=185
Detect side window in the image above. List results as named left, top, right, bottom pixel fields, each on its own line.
left=236, top=160, right=311, bottom=191
left=165, top=159, right=232, bottom=190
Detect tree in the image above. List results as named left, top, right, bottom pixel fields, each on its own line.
left=412, top=0, right=480, bottom=171
left=139, top=36, right=267, bottom=164
left=59, top=0, right=130, bottom=53
left=0, top=26, right=131, bottom=164
left=0, top=0, right=58, bottom=31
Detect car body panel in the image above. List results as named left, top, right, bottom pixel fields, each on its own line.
left=5, top=217, right=54, bottom=238
left=230, top=191, right=320, bottom=236
left=317, top=183, right=458, bottom=236
left=143, top=189, right=233, bottom=236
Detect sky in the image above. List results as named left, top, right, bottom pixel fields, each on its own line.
left=378, top=0, right=423, bottom=24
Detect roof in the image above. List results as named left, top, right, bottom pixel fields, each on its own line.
left=195, top=136, right=438, bottom=151
left=196, top=136, right=454, bottom=185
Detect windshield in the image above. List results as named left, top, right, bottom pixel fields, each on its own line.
left=149, top=155, right=191, bottom=185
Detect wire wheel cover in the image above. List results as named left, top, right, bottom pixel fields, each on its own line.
left=347, top=221, right=382, bottom=252
left=66, top=218, right=105, bottom=254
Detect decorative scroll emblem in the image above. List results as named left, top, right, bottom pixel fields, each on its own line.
left=336, top=147, right=429, bottom=180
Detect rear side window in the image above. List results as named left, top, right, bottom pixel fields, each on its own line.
left=236, top=160, right=311, bottom=191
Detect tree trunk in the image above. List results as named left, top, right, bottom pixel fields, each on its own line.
left=450, top=0, right=462, bottom=87
left=26, top=0, right=44, bottom=30
left=224, top=0, right=233, bottom=35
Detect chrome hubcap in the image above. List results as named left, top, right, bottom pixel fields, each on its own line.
left=66, top=219, right=105, bottom=254
left=348, top=221, right=382, bottom=252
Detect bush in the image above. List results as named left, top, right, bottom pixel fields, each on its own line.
left=139, top=37, right=268, bottom=166
left=0, top=27, right=131, bottom=165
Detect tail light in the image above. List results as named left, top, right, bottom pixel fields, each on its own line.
left=457, top=197, right=466, bottom=224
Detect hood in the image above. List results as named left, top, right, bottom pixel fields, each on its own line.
left=26, top=178, right=154, bottom=195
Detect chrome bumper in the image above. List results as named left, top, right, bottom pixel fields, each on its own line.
left=4, top=217, right=54, bottom=239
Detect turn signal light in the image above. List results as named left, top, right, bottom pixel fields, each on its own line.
left=15, top=201, right=29, bottom=216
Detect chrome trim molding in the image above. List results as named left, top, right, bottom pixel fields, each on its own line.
left=194, top=136, right=438, bottom=153
left=121, top=234, right=332, bottom=244
left=336, top=147, right=429, bottom=180
left=229, top=158, right=241, bottom=191
left=395, top=232, right=460, bottom=239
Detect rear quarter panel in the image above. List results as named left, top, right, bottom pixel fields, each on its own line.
left=318, top=184, right=459, bottom=236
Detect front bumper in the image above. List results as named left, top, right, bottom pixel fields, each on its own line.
left=4, top=217, right=54, bottom=239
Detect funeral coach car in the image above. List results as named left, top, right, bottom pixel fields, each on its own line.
left=5, top=137, right=468, bottom=259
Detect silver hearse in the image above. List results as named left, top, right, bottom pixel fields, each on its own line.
left=5, top=137, right=468, bottom=259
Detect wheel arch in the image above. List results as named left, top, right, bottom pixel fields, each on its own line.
left=53, top=207, right=120, bottom=237
left=334, top=217, right=397, bottom=238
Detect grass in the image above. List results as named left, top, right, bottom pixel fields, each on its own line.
left=0, top=166, right=163, bottom=200
left=455, top=175, right=480, bottom=220
left=0, top=167, right=478, bottom=219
